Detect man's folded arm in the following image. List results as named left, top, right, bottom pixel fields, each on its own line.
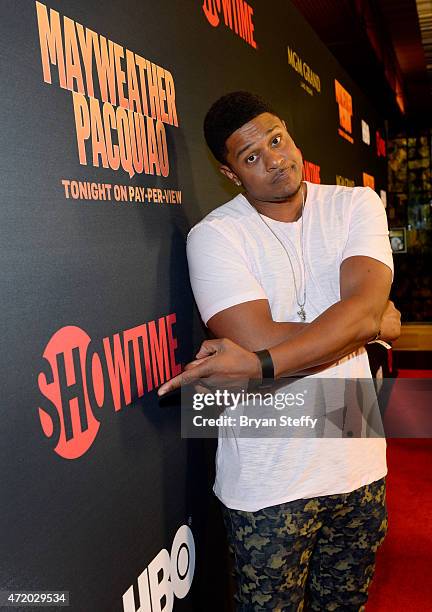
left=208, top=264, right=397, bottom=360
left=207, top=300, right=306, bottom=352
left=268, top=255, right=392, bottom=377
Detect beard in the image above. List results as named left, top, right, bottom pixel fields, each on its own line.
left=258, top=168, right=304, bottom=202
left=270, top=178, right=303, bottom=201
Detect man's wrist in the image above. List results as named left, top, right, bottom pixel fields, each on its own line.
left=371, top=329, right=381, bottom=341
left=253, top=349, right=275, bottom=381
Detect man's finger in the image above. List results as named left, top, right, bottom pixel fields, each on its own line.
left=184, top=355, right=213, bottom=371
left=158, top=359, right=215, bottom=396
left=195, top=338, right=223, bottom=359
left=157, top=372, right=185, bottom=396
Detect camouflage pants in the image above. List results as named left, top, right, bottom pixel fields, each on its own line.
left=222, top=478, right=387, bottom=611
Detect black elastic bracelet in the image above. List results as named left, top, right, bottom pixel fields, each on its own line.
left=254, top=349, right=275, bottom=381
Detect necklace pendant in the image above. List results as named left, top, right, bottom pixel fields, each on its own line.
left=297, top=306, right=306, bottom=322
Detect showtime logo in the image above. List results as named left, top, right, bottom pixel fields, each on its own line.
left=303, top=159, right=321, bottom=184
left=37, top=314, right=181, bottom=459
left=122, top=525, right=195, bottom=612
left=202, top=0, right=257, bottom=48
left=376, top=130, right=386, bottom=157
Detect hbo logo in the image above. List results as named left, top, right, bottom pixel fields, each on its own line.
left=123, top=525, right=195, bottom=612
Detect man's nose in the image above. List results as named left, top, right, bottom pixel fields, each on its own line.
left=265, top=150, right=285, bottom=172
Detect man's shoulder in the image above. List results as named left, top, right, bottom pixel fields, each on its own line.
left=311, top=182, right=371, bottom=202
left=310, top=183, right=380, bottom=216
left=188, top=194, right=249, bottom=238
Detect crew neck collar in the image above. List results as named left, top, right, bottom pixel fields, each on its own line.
left=239, top=181, right=313, bottom=224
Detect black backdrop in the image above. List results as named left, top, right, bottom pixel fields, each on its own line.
left=0, top=1, right=387, bottom=610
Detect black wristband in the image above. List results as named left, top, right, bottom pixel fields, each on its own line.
left=254, top=349, right=275, bottom=381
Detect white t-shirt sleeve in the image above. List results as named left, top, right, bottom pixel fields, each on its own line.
left=341, top=187, right=394, bottom=275
left=187, top=222, right=268, bottom=325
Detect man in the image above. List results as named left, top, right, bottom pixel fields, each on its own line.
left=159, top=91, right=400, bottom=611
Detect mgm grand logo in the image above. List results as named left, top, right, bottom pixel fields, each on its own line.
left=336, top=175, right=355, bottom=188
left=287, top=46, right=321, bottom=95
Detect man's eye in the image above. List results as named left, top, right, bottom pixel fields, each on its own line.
left=272, top=135, right=281, bottom=146
left=246, top=154, right=258, bottom=164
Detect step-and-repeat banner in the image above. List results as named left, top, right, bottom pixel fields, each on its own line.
left=0, top=1, right=387, bottom=610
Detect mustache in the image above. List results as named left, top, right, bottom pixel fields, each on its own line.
left=272, top=163, right=297, bottom=183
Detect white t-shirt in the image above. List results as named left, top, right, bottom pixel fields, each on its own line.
left=187, top=182, right=394, bottom=511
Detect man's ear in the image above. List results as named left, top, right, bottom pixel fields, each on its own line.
left=219, top=164, right=241, bottom=187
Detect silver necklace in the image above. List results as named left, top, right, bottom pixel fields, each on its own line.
left=253, top=184, right=307, bottom=322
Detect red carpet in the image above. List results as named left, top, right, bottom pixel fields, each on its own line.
left=382, top=371, right=432, bottom=437
left=366, top=438, right=432, bottom=610
left=397, top=369, right=432, bottom=378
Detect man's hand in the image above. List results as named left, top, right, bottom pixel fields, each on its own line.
left=378, top=300, right=401, bottom=343
left=158, top=338, right=260, bottom=396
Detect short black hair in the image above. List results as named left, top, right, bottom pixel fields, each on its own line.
left=203, top=91, right=278, bottom=164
